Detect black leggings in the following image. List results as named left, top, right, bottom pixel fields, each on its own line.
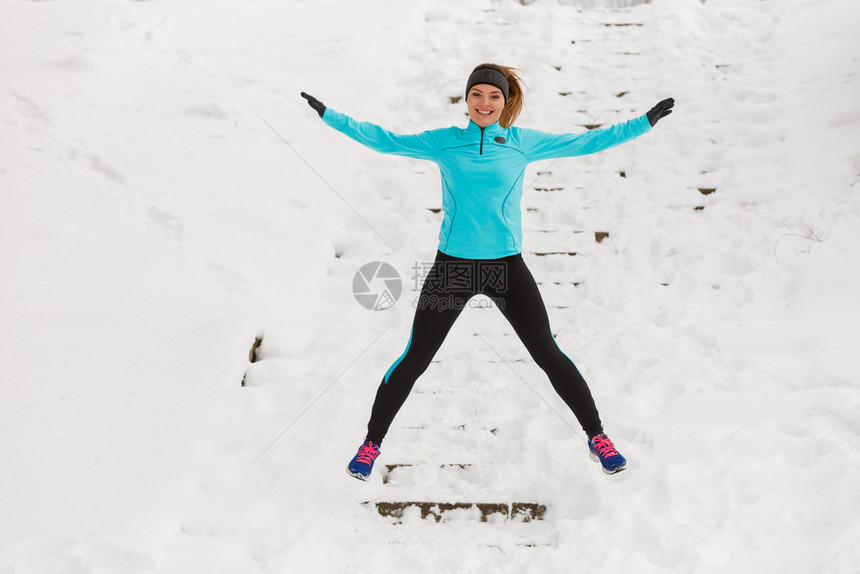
left=365, top=250, right=603, bottom=445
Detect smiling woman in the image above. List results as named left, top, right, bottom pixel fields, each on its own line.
left=465, top=63, right=525, bottom=128
left=467, top=84, right=504, bottom=127
left=301, top=64, right=674, bottom=481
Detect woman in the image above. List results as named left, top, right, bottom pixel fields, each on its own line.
left=301, top=63, right=674, bottom=480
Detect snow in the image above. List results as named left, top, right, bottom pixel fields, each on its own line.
left=1, top=0, right=858, bottom=571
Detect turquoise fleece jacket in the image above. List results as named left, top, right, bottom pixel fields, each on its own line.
left=322, top=108, right=651, bottom=259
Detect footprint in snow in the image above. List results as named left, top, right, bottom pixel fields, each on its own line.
left=6, top=92, right=53, bottom=129
left=146, top=206, right=184, bottom=241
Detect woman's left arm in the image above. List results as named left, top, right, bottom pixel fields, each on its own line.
left=522, top=98, right=674, bottom=162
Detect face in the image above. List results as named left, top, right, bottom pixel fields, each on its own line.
left=467, top=84, right=505, bottom=127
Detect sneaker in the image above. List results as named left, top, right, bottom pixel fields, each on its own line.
left=346, top=440, right=381, bottom=481
left=589, top=433, right=627, bottom=474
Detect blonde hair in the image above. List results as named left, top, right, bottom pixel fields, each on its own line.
left=471, top=63, right=526, bottom=128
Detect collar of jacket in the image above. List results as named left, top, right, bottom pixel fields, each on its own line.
left=466, top=120, right=506, bottom=138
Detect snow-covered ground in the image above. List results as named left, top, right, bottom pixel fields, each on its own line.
left=2, top=0, right=858, bottom=572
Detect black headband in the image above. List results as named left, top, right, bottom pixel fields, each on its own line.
left=465, top=68, right=509, bottom=103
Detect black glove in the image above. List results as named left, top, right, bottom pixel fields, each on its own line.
left=646, top=98, right=675, bottom=127
left=301, top=92, right=326, bottom=119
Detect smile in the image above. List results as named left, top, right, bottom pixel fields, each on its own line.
left=477, top=110, right=493, bottom=115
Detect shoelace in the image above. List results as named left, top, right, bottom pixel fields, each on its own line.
left=591, top=435, right=620, bottom=458
left=355, top=443, right=380, bottom=465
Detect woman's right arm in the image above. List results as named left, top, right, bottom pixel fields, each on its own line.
left=301, top=93, right=439, bottom=161
left=323, top=108, right=441, bottom=161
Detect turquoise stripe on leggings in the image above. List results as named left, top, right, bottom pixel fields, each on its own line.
left=383, top=330, right=413, bottom=384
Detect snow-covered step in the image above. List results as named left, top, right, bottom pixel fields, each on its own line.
left=381, top=462, right=472, bottom=486
left=395, top=424, right=500, bottom=437
left=533, top=282, right=584, bottom=309
left=523, top=253, right=588, bottom=279
left=364, top=501, right=546, bottom=524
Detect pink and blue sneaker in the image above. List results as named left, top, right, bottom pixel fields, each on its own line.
left=347, top=440, right=381, bottom=481
left=589, top=433, right=627, bottom=474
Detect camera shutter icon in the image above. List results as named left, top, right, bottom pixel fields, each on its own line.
left=353, top=261, right=402, bottom=311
